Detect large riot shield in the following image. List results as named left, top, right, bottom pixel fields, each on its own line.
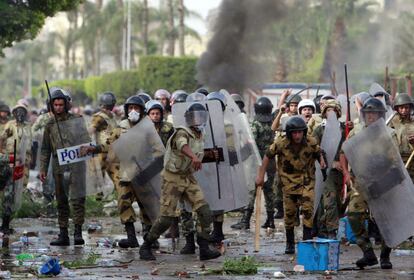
left=172, top=100, right=240, bottom=211
left=313, top=111, right=342, bottom=215
left=342, top=118, right=414, bottom=247
left=221, top=90, right=262, bottom=209
left=111, top=117, right=165, bottom=223
left=53, top=117, right=96, bottom=201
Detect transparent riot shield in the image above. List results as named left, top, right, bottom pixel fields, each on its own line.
left=342, top=118, right=414, bottom=247
left=172, top=100, right=239, bottom=211
left=111, top=117, right=165, bottom=223
left=368, top=83, right=394, bottom=120
left=222, top=91, right=262, bottom=209
left=53, top=117, right=98, bottom=201
left=313, top=111, right=342, bottom=215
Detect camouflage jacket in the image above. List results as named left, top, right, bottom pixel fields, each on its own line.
left=90, top=110, right=118, bottom=147
left=0, top=120, right=32, bottom=163
left=266, top=134, right=321, bottom=194
left=251, top=117, right=274, bottom=158
left=307, top=114, right=323, bottom=136
left=154, top=121, right=174, bottom=147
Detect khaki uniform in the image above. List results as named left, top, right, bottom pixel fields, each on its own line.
left=154, top=121, right=174, bottom=147
left=394, top=119, right=414, bottom=178
left=389, top=114, right=409, bottom=130
left=307, top=114, right=323, bottom=136
left=40, top=113, right=85, bottom=228
left=96, top=118, right=152, bottom=225
left=148, top=126, right=212, bottom=240
left=266, top=134, right=321, bottom=229
left=312, top=122, right=346, bottom=235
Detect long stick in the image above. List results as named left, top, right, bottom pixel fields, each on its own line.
left=254, top=185, right=262, bottom=252
left=205, top=103, right=221, bottom=199
left=342, top=64, right=351, bottom=202
left=405, top=150, right=414, bottom=168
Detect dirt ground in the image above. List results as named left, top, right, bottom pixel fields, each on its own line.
left=1, top=211, right=413, bottom=280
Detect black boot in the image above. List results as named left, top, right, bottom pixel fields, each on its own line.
left=50, top=227, right=70, bottom=246
left=380, top=246, right=392, bottom=269
left=231, top=209, right=253, bottom=230
left=0, top=215, right=13, bottom=235
left=303, top=226, right=313, bottom=241
left=209, top=221, right=224, bottom=243
left=274, top=202, right=284, bottom=219
left=285, top=228, right=295, bottom=254
left=180, top=233, right=196, bottom=254
left=356, top=248, right=378, bottom=268
left=197, top=236, right=221, bottom=261
left=139, top=237, right=156, bottom=261
left=261, top=212, right=275, bottom=229
left=74, top=225, right=85, bottom=245
left=118, top=222, right=139, bottom=248
left=142, top=223, right=159, bottom=249
left=164, top=217, right=180, bottom=238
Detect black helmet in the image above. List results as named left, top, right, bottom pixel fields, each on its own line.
left=0, top=103, right=10, bottom=115
left=286, top=94, right=302, bottom=105
left=285, top=116, right=307, bottom=141
left=136, top=92, right=152, bottom=104
left=196, top=87, right=209, bottom=96
left=99, top=91, right=116, bottom=108
left=361, top=97, right=386, bottom=113
left=184, top=102, right=208, bottom=128
left=174, top=93, right=188, bottom=103
left=393, top=93, right=413, bottom=110
left=207, top=91, right=227, bottom=111
left=231, top=93, right=245, bottom=110
left=124, top=96, right=145, bottom=118
left=254, top=97, right=273, bottom=115
left=50, top=87, right=69, bottom=113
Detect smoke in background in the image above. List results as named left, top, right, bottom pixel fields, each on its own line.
left=196, top=0, right=285, bottom=92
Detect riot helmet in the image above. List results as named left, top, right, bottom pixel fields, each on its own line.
left=231, top=93, right=245, bottom=111
left=145, top=100, right=164, bottom=123
left=50, top=87, right=69, bottom=113
left=321, top=99, right=342, bottom=119
left=136, top=92, right=152, bottom=104
left=154, top=89, right=171, bottom=100
left=207, top=91, right=227, bottom=111
left=285, top=94, right=302, bottom=105
left=124, top=96, right=145, bottom=121
left=0, top=103, right=11, bottom=115
left=99, top=91, right=117, bottom=110
left=187, top=92, right=206, bottom=103
left=196, top=87, right=209, bottom=96
left=360, top=97, right=386, bottom=125
left=12, top=104, right=28, bottom=123
left=298, top=99, right=316, bottom=114
left=393, top=93, right=413, bottom=110
left=285, top=116, right=307, bottom=142
left=174, top=93, right=188, bottom=103
left=254, top=97, right=273, bottom=115
left=184, top=102, right=209, bottom=131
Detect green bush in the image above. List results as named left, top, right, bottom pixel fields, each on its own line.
left=32, top=79, right=90, bottom=106
left=138, top=56, right=198, bottom=94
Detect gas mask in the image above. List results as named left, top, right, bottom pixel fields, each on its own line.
left=128, top=110, right=140, bottom=123
left=14, top=108, right=27, bottom=123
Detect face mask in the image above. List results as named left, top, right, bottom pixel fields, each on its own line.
left=14, top=109, right=27, bottom=123
left=128, top=110, right=140, bottom=123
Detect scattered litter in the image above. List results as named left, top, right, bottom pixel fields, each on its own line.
left=39, top=257, right=61, bottom=276
left=394, top=249, right=414, bottom=256
left=97, top=237, right=113, bottom=248
left=273, top=271, right=286, bottom=278
left=151, top=268, right=159, bottom=275
left=0, top=271, right=11, bottom=279
left=87, top=222, right=103, bottom=233
left=257, top=267, right=282, bottom=275
left=97, top=259, right=115, bottom=267
left=59, top=267, right=76, bottom=277
left=293, top=264, right=305, bottom=272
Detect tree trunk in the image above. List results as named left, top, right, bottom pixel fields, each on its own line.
left=178, top=0, right=185, bottom=56
left=95, top=0, right=103, bottom=75
left=143, top=0, right=149, bottom=55
left=167, top=0, right=175, bottom=56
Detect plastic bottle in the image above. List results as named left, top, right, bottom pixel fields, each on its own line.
left=256, top=267, right=282, bottom=275
left=394, top=249, right=414, bottom=256
left=0, top=271, right=11, bottom=279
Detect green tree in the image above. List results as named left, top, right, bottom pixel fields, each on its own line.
left=0, top=1, right=82, bottom=53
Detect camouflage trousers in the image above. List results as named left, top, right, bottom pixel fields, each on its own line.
left=115, top=180, right=151, bottom=225
left=246, top=174, right=275, bottom=213
left=316, top=169, right=344, bottom=234
left=54, top=172, right=85, bottom=228
left=283, top=186, right=314, bottom=229
left=273, top=174, right=284, bottom=207
left=42, top=158, right=55, bottom=204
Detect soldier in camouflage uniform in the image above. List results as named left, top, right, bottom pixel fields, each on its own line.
left=0, top=103, right=10, bottom=134
left=231, top=93, right=246, bottom=113
left=83, top=96, right=163, bottom=249
left=307, top=94, right=336, bottom=135
left=256, top=116, right=326, bottom=254
left=89, top=92, right=119, bottom=199
left=341, top=98, right=393, bottom=269
left=312, top=100, right=345, bottom=238
left=231, top=97, right=276, bottom=230
left=40, top=89, right=86, bottom=246
left=139, top=102, right=221, bottom=261
left=0, top=103, right=32, bottom=233
left=392, top=93, right=414, bottom=179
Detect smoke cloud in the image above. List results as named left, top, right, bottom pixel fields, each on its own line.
left=196, top=0, right=285, bottom=92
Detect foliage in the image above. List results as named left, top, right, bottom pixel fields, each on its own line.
left=62, top=252, right=100, bottom=268
left=0, top=1, right=82, bottom=51
left=85, top=196, right=105, bottom=218
left=34, top=79, right=90, bottom=107
left=222, top=256, right=259, bottom=275
left=13, top=192, right=43, bottom=218
left=138, top=56, right=198, bottom=93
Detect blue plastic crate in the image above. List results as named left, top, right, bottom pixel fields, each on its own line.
left=337, top=216, right=367, bottom=244
left=297, top=238, right=340, bottom=271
